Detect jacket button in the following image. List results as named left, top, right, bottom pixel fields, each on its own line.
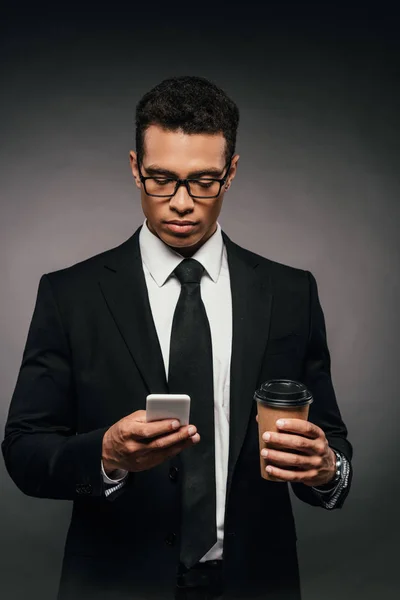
left=76, top=483, right=93, bottom=495
left=169, top=466, right=179, bottom=481
left=165, top=532, right=176, bottom=546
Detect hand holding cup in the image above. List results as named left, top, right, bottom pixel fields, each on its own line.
left=256, top=414, right=337, bottom=487
left=254, top=379, right=336, bottom=487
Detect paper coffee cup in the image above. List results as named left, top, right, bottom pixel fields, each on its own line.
left=254, top=379, right=313, bottom=481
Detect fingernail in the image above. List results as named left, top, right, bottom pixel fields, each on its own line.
left=188, top=426, right=196, bottom=435
left=262, top=433, right=270, bottom=442
left=171, top=420, right=180, bottom=429
left=192, top=433, right=200, bottom=442
left=276, top=419, right=285, bottom=427
left=261, top=449, right=268, bottom=457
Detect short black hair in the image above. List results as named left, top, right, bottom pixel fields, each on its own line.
left=135, top=75, right=239, bottom=165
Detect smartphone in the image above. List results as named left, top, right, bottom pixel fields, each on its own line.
left=146, top=394, right=191, bottom=426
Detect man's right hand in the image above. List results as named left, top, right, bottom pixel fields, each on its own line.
left=101, top=410, right=200, bottom=475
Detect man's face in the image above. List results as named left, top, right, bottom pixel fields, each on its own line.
left=130, top=125, right=239, bottom=256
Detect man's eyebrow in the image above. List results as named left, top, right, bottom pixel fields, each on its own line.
left=144, top=164, right=225, bottom=178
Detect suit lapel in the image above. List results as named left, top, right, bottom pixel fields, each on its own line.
left=222, top=231, right=273, bottom=504
left=98, top=226, right=169, bottom=395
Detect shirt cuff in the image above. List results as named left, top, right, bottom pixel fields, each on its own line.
left=101, top=460, right=129, bottom=484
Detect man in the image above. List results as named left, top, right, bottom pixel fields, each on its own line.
left=2, top=76, right=353, bottom=600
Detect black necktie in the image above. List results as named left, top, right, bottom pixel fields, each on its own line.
left=168, top=258, right=217, bottom=569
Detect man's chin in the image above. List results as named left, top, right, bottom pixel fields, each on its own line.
left=163, top=232, right=200, bottom=250
left=158, top=226, right=203, bottom=247
left=147, top=220, right=215, bottom=253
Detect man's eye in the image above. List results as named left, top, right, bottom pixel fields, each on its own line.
left=154, top=178, right=174, bottom=185
left=193, top=180, right=215, bottom=188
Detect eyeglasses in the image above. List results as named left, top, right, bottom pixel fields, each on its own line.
left=137, top=158, right=232, bottom=199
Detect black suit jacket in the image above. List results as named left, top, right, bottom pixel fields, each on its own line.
left=2, top=226, right=353, bottom=600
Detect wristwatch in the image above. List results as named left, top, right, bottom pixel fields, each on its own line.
left=331, top=449, right=342, bottom=484
left=313, top=449, right=342, bottom=493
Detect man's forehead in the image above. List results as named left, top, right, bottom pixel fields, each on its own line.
left=143, top=125, right=226, bottom=165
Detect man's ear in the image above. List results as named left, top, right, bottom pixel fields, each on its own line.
left=129, top=150, right=142, bottom=189
left=225, top=153, right=240, bottom=190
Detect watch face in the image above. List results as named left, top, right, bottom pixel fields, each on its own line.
left=334, top=451, right=342, bottom=480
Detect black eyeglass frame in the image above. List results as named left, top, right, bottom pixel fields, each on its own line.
left=137, top=156, right=233, bottom=199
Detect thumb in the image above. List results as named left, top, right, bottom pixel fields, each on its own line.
left=131, top=409, right=147, bottom=422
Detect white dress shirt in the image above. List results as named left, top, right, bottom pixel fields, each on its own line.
left=101, top=219, right=349, bottom=559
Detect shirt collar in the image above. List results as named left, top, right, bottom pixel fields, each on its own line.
left=139, top=219, right=224, bottom=287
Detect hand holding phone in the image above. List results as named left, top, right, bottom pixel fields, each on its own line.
left=102, top=400, right=199, bottom=476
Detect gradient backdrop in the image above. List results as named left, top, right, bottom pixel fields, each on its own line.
left=1, top=5, right=399, bottom=599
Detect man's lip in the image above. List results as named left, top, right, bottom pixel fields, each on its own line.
left=165, top=221, right=197, bottom=225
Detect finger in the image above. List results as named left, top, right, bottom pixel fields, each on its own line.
left=265, top=464, right=318, bottom=482
left=148, top=426, right=199, bottom=450
left=275, top=418, right=322, bottom=439
left=261, top=447, right=319, bottom=470
left=132, top=416, right=190, bottom=440
left=132, top=410, right=181, bottom=434
left=165, top=433, right=201, bottom=456
left=129, top=431, right=200, bottom=470
left=147, top=434, right=200, bottom=466
left=133, top=410, right=147, bottom=421
left=262, top=431, right=315, bottom=454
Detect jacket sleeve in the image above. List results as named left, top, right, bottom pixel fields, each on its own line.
left=290, top=270, right=354, bottom=509
left=1, top=274, right=109, bottom=500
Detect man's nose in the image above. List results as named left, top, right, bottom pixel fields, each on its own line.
left=169, top=184, right=194, bottom=212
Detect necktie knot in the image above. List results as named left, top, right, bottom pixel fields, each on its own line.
left=174, top=258, right=205, bottom=285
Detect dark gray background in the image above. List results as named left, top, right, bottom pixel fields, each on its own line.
left=1, top=4, right=399, bottom=599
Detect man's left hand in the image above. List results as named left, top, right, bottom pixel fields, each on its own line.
left=256, top=416, right=337, bottom=487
